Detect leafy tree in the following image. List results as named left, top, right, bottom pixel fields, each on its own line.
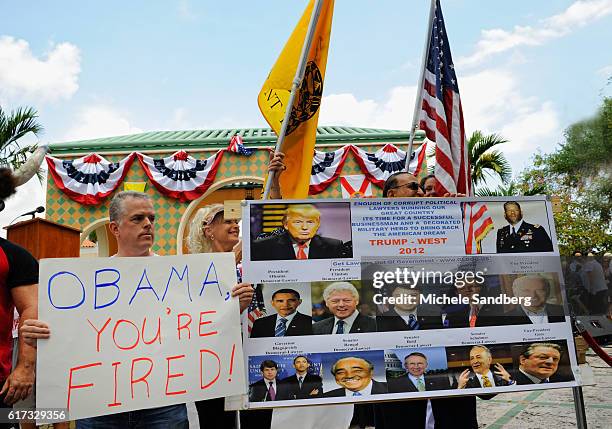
left=0, top=106, right=43, bottom=170
left=426, top=131, right=512, bottom=191
left=517, top=98, right=612, bottom=254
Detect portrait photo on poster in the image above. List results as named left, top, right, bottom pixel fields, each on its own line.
left=320, top=350, right=388, bottom=398
left=385, top=347, right=452, bottom=393
left=248, top=202, right=353, bottom=261
left=461, top=200, right=555, bottom=254
left=310, top=280, right=377, bottom=335
left=248, top=283, right=313, bottom=338
left=441, top=272, right=567, bottom=328
left=247, top=353, right=324, bottom=402
left=445, top=339, right=574, bottom=390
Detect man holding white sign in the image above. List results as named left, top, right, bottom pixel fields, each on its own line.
left=76, top=191, right=189, bottom=428
left=32, top=191, right=250, bottom=427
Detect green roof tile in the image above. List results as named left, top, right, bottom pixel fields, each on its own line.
left=49, top=126, right=426, bottom=156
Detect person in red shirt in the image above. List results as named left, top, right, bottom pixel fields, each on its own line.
left=0, top=168, right=42, bottom=428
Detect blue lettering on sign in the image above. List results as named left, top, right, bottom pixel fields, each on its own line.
left=48, top=271, right=86, bottom=309
left=162, top=265, right=192, bottom=302
left=129, top=268, right=160, bottom=305
left=199, top=261, right=223, bottom=297
left=94, top=268, right=121, bottom=310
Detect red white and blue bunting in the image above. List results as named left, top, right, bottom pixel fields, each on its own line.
left=46, top=153, right=136, bottom=205
left=308, top=143, right=426, bottom=193
left=136, top=150, right=223, bottom=202
left=48, top=142, right=427, bottom=203
left=350, top=143, right=425, bottom=187
left=309, top=146, right=350, bottom=194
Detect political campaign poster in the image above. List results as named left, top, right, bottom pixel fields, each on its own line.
left=242, top=197, right=557, bottom=284
left=240, top=196, right=581, bottom=410
left=36, top=253, right=246, bottom=420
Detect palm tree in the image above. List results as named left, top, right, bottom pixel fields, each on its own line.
left=475, top=182, right=546, bottom=197
left=468, top=130, right=511, bottom=187
left=0, top=106, right=44, bottom=170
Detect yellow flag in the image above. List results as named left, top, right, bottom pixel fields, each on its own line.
left=258, top=0, right=335, bottom=199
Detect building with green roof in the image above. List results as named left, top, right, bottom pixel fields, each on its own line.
left=46, top=126, right=424, bottom=256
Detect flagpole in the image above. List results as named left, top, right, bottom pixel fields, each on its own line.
left=405, top=0, right=436, bottom=172
left=262, top=0, right=325, bottom=200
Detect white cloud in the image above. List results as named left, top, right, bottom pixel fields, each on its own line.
left=597, top=64, right=612, bottom=77
left=62, top=105, right=143, bottom=141
left=164, top=107, right=260, bottom=131
left=319, top=67, right=560, bottom=175
left=0, top=36, right=81, bottom=102
left=320, top=86, right=417, bottom=130
left=458, top=0, right=612, bottom=68
left=460, top=68, right=560, bottom=156
left=178, top=0, right=198, bottom=20
left=319, top=94, right=379, bottom=126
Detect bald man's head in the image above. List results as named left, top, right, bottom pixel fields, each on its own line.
left=383, top=172, right=424, bottom=198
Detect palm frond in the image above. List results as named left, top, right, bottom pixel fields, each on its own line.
left=468, top=130, right=512, bottom=186
left=0, top=107, right=43, bottom=149
left=476, top=182, right=547, bottom=197
left=473, top=151, right=512, bottom=185
left=469, top=132, right=509, bottom=162
left=475, top=186, right=505, bottom=197
left=0, top=106, right=43, bottom=172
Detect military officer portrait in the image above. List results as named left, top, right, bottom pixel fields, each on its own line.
left=496, top=201, right=553, bottom=253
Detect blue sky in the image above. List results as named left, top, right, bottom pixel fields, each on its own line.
left=0, top=0, right=610, bottom=226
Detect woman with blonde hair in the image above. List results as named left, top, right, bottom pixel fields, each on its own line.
left=187, top=203, right=252, bottom=427
left=189, top=152, right=285, bottom=428
left=187, top=203, right=245, bottom=263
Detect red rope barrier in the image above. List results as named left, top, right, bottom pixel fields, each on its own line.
left=575, top=320, right=612, bottom=367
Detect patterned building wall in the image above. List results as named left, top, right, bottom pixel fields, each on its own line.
left=45, top=144, right=405, bottom=254
left=314, top=149, right=385, bottom=199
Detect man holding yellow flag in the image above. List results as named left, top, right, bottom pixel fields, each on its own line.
left=258, top=0, right=335, bottom=199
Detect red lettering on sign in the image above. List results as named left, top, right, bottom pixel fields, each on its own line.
left=112, top=319, right=140, bottom=350
left=142, top=317, right=162, bottom=345
left=130, top=357, right=153, bottom=399
left=228, top=344, right=236, bottom=382
left=165, top=355, right=187, bottom=396
left=67, top=362, right=102, bottom=409
left=177, top=313, right=192, bottom=340
left=108, top=361, right=122, bottom=407
left=199, top=311, right=218, bottom=337
left=369, top=239, right=409, bottom=246
left=87, top=318, right=111, bottom=352
left=200, top=348, right=221, bottom=389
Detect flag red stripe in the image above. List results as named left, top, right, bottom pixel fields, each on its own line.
left=474, top=218, right=493, bottom=238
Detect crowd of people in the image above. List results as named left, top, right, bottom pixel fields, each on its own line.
left=565, top=251, right=611, bottom=316
left=0, top=151, right=601, bottom=429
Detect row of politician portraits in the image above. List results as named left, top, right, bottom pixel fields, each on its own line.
left=246, top=273, right=567, bottom=339
left=247, top=340, right=574, bottom=402
left=247, top=200, right=554, bottom=260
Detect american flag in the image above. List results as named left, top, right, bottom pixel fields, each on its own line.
left=462, top=202, right=494, bottom=254
left=419, top=0, right=470, bottom=196
left=227, top=134, right=253, bottom=156
left=246, top=284, right=267, bottom=334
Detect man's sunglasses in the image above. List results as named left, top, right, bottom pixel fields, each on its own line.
left=391, top=182, right=420, bottom=191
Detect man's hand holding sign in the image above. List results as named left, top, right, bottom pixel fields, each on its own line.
left=35, top=192, right=246, bottom=423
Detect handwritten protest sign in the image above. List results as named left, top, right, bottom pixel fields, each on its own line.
left=36, top=253, right=245, bottom=420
